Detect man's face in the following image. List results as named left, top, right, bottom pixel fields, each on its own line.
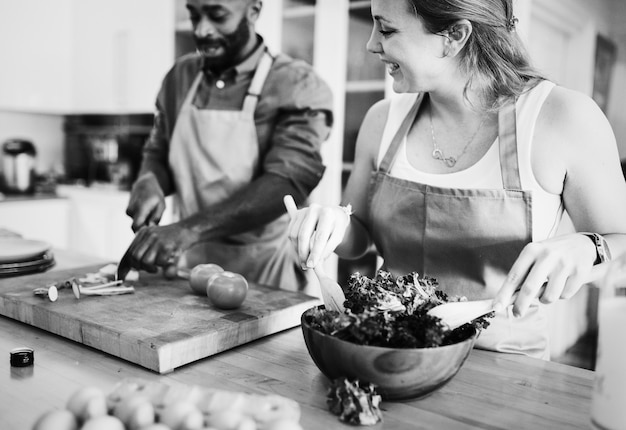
left=186, top=0, right=257, bottom=70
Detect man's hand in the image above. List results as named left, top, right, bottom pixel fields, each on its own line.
left=126, top=173, right=167, bottom=232
left=126, top=223, right=198, bottom=275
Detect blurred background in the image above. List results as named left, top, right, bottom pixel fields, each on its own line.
left=0, top=0, right=624, bottom=368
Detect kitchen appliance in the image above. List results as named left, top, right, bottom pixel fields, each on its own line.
left=1, top=139, right=37, bottom=194
left=64, top=114, right=152, bottom=190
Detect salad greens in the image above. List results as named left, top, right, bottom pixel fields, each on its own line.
left=327, top=377, right=383, bottom=426
left=306, top=269, right=492, bottom=348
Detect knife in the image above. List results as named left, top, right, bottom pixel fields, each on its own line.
left=115, top=246, right=133, bottom=282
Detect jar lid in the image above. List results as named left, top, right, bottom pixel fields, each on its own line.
left=3, top=139, right=36, bottom=156
left=10, top=347, right=34, bottom=367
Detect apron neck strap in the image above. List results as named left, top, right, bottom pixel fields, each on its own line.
left=379, top=93, right=522, bottom=190
left=242, top=49, right=274, bottom=113
left=497, top=99, right=522, bottom=190
left=379, top=93, right=424, bottom=173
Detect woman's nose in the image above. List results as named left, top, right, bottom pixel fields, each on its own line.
left=194, top=16, right=217, bottom=38
left=366, top=29, right=381, bottom=54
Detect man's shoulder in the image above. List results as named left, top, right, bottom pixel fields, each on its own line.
left=270, top=53, right=323, bottom=84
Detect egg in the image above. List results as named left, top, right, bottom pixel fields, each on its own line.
left=80, top=415, right=125, bottom=430
left=159, top=400, right=204, bottom=430
left=66, top=386, right=107, bottom=423
left=113, top=394, right=155, bottom=430
left=205, top=409, right=244, bottom=430
left=264, top=419, right=303, bottom=430
left=32, top=409, right=78, bottom=430
left=135, top=424, right=172, bottom=430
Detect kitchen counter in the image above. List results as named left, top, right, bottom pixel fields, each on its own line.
left=1, top=250, right=596, bottom=430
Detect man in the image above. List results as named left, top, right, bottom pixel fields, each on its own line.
left=124, top=0, right=333, bottom=291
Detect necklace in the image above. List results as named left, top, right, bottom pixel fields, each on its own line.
left=429, top=104, right=488, bottom=168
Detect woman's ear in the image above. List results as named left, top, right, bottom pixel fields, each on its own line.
left=445, top=19, right=472, bottom=56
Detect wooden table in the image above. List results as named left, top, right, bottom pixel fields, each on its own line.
left=0, top=250, right=596, bottom=430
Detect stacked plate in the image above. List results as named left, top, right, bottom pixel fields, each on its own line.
left=0, top=237, right=55, bottom=277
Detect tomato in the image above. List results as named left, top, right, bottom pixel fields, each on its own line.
left=188, top=263, right=224, bottom=295
left=207, top=271, right=248, bottom=309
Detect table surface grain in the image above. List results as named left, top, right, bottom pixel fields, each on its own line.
left=0, top=250, right=596, bottom=430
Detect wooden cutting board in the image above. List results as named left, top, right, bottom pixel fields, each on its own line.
left=0, top=265, right=320, bottom=373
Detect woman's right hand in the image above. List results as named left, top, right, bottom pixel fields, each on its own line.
left=284, top=198, right=351, bottom=270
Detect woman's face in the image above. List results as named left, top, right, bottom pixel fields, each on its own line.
left=366, top=0, right=445, bottom=93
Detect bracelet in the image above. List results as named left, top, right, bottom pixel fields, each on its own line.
left=581, top=232, right=612, bottom=265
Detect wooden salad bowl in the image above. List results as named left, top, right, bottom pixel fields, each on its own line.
left=301, top=306, right=478, bottom=400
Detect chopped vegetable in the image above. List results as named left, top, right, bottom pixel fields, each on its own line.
left=327, top=378, right=383, bottom=426
left=306, top=270, right=492, bottom=348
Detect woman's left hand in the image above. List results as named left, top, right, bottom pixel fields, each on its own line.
left=493, top=233, right=597, bottom=317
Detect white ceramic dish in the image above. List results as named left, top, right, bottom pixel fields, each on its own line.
left=0, top=238, right=51, bottom=263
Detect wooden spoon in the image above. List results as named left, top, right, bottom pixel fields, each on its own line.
left=283, top=195, right=346, bottom=312
left=427, top=264, right=609, bottom=330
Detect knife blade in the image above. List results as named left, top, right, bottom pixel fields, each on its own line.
left=115, top=247, right=133, bottom=282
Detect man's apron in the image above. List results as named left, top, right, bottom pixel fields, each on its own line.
left=168, top=50, right=304, bottom=291
left=368, top=94, right=549, bottom=359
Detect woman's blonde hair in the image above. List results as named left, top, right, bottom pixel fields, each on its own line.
left=408, top=0, right=545, bottom=108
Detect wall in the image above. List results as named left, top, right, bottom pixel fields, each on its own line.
left=0, top=111, right=65, bottom=175
left=606, top=0, right=626, bottom=157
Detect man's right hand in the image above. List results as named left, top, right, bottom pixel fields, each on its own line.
left=126, top=173, right=166, bottom=232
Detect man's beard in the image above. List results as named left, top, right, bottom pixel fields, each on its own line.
left=195, top=15, right=251, bottom=72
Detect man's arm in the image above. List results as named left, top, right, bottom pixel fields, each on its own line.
left=180, top=173, right=306, bottom=242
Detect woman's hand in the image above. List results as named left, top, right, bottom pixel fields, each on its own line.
left=493, top=233, right=598, bottom=317
left=284, top=196, right=351, bottom=270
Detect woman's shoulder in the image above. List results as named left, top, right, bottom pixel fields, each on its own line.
left=540, top=85, right=610, bottom=133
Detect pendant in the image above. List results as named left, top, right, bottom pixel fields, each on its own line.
left=432, top=149, right=457, bottom=167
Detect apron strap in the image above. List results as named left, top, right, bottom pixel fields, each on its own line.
left=242, top=50, right=274, bottom=114
left=379, top=93, right=425, bottom=173
left=182, top=72, right=205, bottom=110
left=498, top=99, right=522, bottom=190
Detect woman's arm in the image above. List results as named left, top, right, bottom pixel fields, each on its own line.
left=495, top=86, right=626, bottom=316
left=286, top=99, right=391, bottom=268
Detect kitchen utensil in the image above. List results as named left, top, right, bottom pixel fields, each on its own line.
left=427, top=264, right=609, bottom=330
left=0, top=237, right=50, bottom=263
left=115, top=247, right=133, bottom=282
left=301, top=305, right=477, bottom=399
left=1, top=139, right=36, bottom=194
left=282, top=195, right=346, bottom=312
left=0, top=264, right=320, bottom=373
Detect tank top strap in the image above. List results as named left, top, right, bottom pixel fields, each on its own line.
left=379, top=93, right=425, bottom=173
left=498, top=99, right=522, bottom=190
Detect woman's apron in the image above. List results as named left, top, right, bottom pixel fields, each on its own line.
left=168, top=50, right=305, bottom=292
left=368, top=94, right=549, bottom=359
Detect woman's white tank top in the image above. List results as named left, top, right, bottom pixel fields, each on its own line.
left=376, top=81, right=564, bottom=242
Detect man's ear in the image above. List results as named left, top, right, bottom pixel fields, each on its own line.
left=445, top=19, right=472, bottom=56
left=248, top=0, right=262, bottom=23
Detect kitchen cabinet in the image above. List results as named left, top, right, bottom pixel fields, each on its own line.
left=0, top=0, right=175, bottom=114
left=57, top=185, right=173, bottom=262
left=0, top=197, right=70, bottom=249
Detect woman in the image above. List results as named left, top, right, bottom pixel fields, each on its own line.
left=287, top=0, right=626, bottom=359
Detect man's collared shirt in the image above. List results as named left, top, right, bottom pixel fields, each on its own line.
left=142, top=39, right=334, bottom=197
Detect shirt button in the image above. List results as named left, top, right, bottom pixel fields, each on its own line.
left=216, top=80, right=225, bottom=89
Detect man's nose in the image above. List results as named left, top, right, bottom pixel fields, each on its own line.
left=194, top=16, right=217, bottom=38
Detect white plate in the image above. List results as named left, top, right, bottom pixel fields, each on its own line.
left=0, top=238, right=51, bottom=263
